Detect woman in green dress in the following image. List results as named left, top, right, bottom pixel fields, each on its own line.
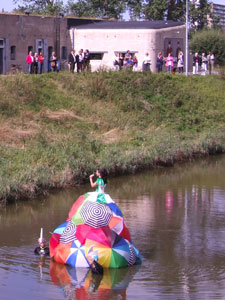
left=89, top=168, right=108, bottom=193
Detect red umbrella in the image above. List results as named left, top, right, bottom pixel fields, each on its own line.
left=75, top=224, right=113, bottom=247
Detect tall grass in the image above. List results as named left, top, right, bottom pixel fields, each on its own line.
left=0, top=70, right=225, bottom=204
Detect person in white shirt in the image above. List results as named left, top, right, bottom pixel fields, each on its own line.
left=142, top=52, right=151, bottom=71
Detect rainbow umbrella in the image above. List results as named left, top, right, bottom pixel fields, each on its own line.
left=84, top=233, right=134, bottom=268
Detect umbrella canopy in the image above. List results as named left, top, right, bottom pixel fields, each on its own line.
left=75, top=224, right=113, bottom=247
left=60, top=220, right=76, bottom=244
left=72, top=201, right=113, bottom=228
left=84, top=233, right=133, bottom=268
left=65, top=239, right=90, bottom=268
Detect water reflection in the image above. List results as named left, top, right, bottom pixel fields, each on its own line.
left=50, top=260, right=139, bottom=300
left=1, top=155, right=225, bottom=299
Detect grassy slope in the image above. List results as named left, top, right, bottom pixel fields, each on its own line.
left=0, top=71, right=224, bottom=203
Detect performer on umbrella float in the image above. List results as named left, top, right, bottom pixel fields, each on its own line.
left=89, top=168, right=108, bottom=193
left=34, top=228, right=49, bottom=256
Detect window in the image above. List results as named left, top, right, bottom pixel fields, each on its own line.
left=28, top=46, right=33, bottom=53
left=61, top=46, right=67, bottom=59
left=48, top=46, right=53, bottom=59
left=10, top=46, right=16, bottom=60
left=89, top=52, right=108, bottom=60
left=0, top=39, right=4, bottom=47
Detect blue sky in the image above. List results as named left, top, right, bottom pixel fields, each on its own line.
left=0, top=0, right=224, bottom=13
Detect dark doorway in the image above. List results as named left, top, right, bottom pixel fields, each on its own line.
left=0, top=48, right=3, bottom=74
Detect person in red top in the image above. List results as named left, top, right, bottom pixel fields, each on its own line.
left=26, top=51, right=34, bottom=74
left=38, top=52, right=45, bottom=74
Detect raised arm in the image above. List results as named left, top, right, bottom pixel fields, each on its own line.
left=89, top=174, right=97, bottom=188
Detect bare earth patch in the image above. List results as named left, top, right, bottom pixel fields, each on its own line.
left=102, top=128, right=126, bottom=144
left=41, top=109, right=86, bottom=121
left=0, top=125, right=37, bottom=145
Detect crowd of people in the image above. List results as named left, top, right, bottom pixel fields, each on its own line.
left=192, top=51, right=215, bottom=75
left=26, top=46, right=215, bottom=75
left=26, top=51, right=46, bottom=74
left=113, top=50, right=138, bottom=71
left=112, top=49, right=184, bottom=74
left=68, top=49, right=90, bottom=73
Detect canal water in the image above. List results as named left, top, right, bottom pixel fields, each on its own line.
left=1, top=155, right=225, bottom=300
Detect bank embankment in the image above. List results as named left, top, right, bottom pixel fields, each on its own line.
left=0, top=71, right=224, bottom=204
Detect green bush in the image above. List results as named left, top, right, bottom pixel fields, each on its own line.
left=189, top=29, right=225, bottom=65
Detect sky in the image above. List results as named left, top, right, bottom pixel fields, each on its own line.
left=0, top=0, right=224, bottom=13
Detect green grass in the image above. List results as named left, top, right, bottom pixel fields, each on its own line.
left=0, top=70, right=225, bottom=204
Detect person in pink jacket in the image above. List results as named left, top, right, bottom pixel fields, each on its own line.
left=26, top=51, right=34, bottom=74
left=165, top=52, right=174, bottom=73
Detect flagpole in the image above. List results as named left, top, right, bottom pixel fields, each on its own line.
left=185, top=0, right=189, bottom=76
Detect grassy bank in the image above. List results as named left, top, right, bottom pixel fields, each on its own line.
left=0, top=70, right=225, bottom=204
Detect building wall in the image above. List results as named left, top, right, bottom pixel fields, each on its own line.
left=0, top=14, right=71, bottom=74
left=211, top=3, right=225, bottom=28
left=72, top=25, right=185, bottom=72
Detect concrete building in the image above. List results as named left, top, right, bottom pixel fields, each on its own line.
left=0, top=13, right=185, bottom=74
left=71, top=20, right=185, bottom=72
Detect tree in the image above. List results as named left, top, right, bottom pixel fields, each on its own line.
left=126, top=0, right=218, bottom=29
left=13, top=0, right=65, bottom=15
left=126, top=0, right=143, bottom=20
left=189, top=29, right=225, bottom=65
left=67, top=0, right=126, bottom=19
left=189, top=0, right=211, bottom=31
left=142, top=0, right=168, bottom=21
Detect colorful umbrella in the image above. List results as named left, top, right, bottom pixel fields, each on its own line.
left=72, top=201, right=113, bottom=228
left=65, top=239, right=90, bottom=268
left=84, top=233, right=134, bottom=268
left=50, top=192, right=142, bottom=268
left=75, top=224, right=112, bottom=247
left=60, top=220, right=76, bottom=244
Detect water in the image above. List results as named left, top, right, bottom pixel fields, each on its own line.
left=1, top=155, right=225, bottom=299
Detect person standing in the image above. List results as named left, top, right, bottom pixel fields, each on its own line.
left=49, top=51, right=57, bottom=72
left=142, top=52, right=151, bottom=71
left=26, top=51, right=34, bottom=74
left=201, top=53, right=208, bottom=76
left=68, top=50, right=76, bottom=73
left=207, top=51, right=215, bottom=75
left=83, top=49, right=90, bottom=71
left=177, top=51, right=184, bottom=73
left=132, top=55, right=138, bottom=72
left=113, top=52, right=120, bottom=71
left=193, top=52, right=200, bottom=75
left=165, top=52, right=174, bottom=73
left=33, top=52, right=39, bottom=74
left=38, top=52, right=45, bottom=74
left=76, top=49, right=84, bottom=73
left=156, top=52, right=164, bottom=73
left=118, top=53, right=124, bottom=70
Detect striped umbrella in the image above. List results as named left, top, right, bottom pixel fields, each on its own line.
left=65, top=239, right=90, bottom=268
left=60, top=220, right=76, bottom=244
left=74, top=201, right=113, bottom=229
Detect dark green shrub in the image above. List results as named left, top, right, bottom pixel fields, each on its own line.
left=189, top=29, right=225, bottom=65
